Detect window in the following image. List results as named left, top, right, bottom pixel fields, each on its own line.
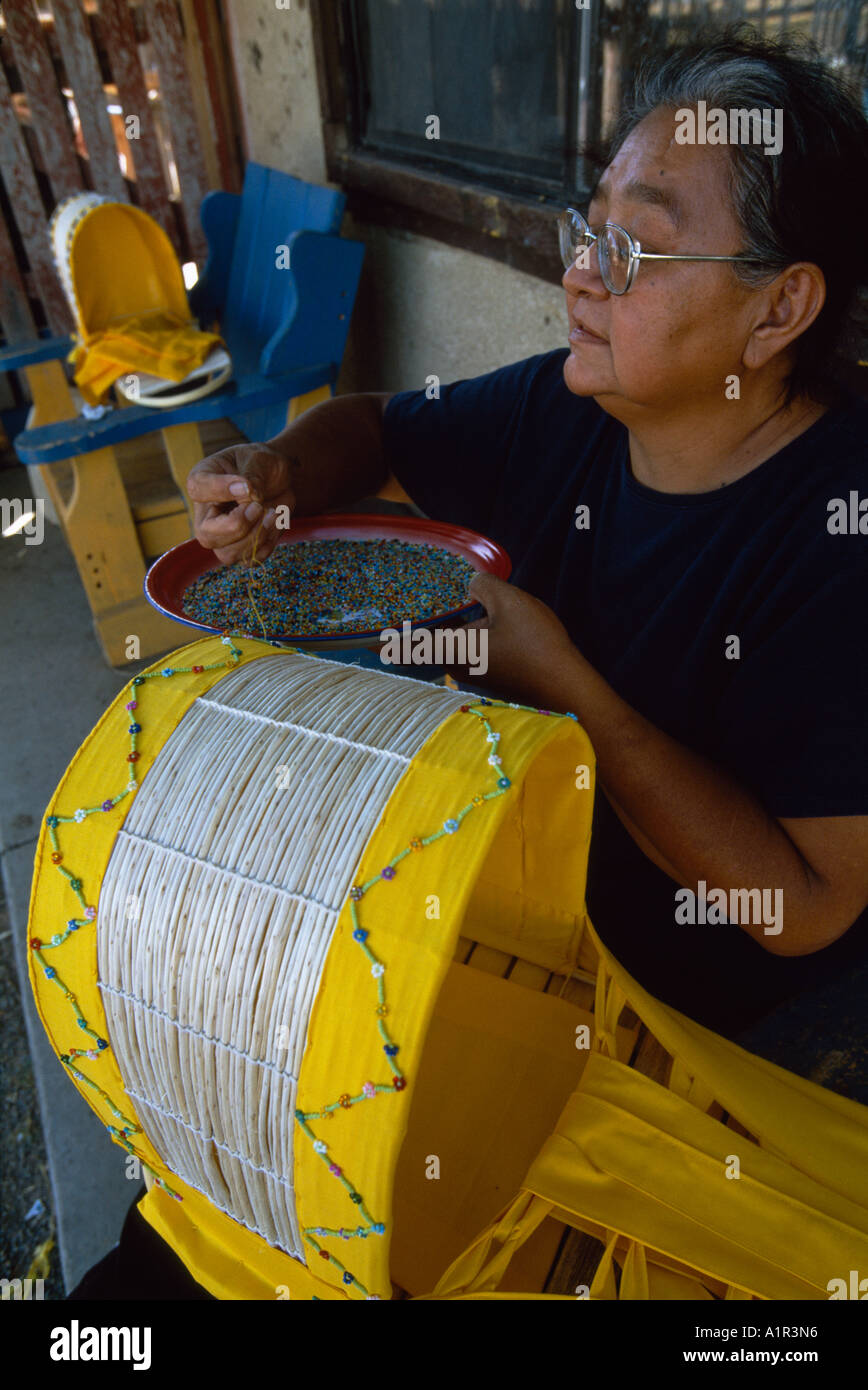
left=311, top=0, right=868, bottom=281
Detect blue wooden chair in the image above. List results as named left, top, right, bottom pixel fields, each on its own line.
left=2, top=163, right=365, bottom=665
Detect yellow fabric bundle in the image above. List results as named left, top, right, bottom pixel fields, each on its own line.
left=67, top=311, right=224, bottom=406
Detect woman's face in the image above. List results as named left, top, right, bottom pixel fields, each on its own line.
left=563, top=106, right=762, bottom=417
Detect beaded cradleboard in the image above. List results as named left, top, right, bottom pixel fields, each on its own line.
left=29, top=636, right=868, bottom=1300
left=27, top=634, right=598, bottom=1299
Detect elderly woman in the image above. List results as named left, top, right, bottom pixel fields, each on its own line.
left=187, top=30, right=868, bottom=1083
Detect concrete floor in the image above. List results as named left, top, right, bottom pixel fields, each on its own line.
left=0, top=464, right=152, bottom=1293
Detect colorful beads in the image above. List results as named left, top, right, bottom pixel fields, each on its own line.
left=101, top=800, right=113, bottom=812
left=497, top=776, right=511, bottom=789
left=69, top=878, right=82, bottom=892
left=393, top=1077, right=407, bottom=1091
left=161, top=668, right=174, bottom=677
left=126, top=751, right=140, bottom=763
left=313, top=1140, right=328, bottom=1154
left=339, top=1094, right=352, bottom=1109
left=319, top=1249, right=330, bottom=1260
left=375, top=1004, right=388, bottom=1017
left=349, top=886, right=363, bottom=901
left=125, top=701, right=137, bottom=711
left=128, top=723, right=141, bottom=734
left=342, top=1271, right=354, bottom=1284
left=46, top=816, right=59, bottom=828
left=349, top=1192, right=362, bottom=1204
left=44, top=967, right=56, bottom=979
left=51, top=852, right=62, bottom=864
left=362, top=1081, right=376, bottom=1097
left=444, top=818, right=458, bottom=833
left=84, top=906, right=97, bottom=920
left=472, top=795, right=485, bottom=806
left=384, top=1044, right=398, bottom=1056
left=372, top=1223, right=385, bottom=1235
left=30, top=938, right=41, bottom=949
left=132, top=676, right=145, bottom=686
left=459, top=704, right=470, bottom=713
left=371, top=962, right=385, bottom=978
left=353, top=928, right=368, bottom=943
left=409, top=837, right=423, bottom=851
left=329, top=1164, right=342, bottom=1176
left=488, top=754, right=502, bottom=766
left=73, top=808, right=87, bottom=823
left=380, top=865, right=396, bottom=880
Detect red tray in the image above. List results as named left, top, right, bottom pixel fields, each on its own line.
left=144, top=513, right=511, bottom=648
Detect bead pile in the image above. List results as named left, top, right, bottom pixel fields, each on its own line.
left=33, top=632, right=580, bottom=1300
left=181, top=537, right=479, bottom=639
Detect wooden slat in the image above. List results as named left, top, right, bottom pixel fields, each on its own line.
left=47, top=0, right=127, bottom=200
left=143, top=0, right=208, bottom=262
left=179, top=0, right=220, bottom=192
left=0, top=198, right=38, bottom=342
left=191, top=0, right=242, bottom=192
left=462, top=942, right=515, bottom=977
left=97, top=0, right=178, bottom=248
left=4, top=0, right=84, bottom=203
left=0, top=59, right=73, bottom=335
left=544, top=1227, right=605, bottom=1296
left=629, top=1024, right=672, bottom=1087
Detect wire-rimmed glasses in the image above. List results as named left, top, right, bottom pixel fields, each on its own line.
left=558, top=207, right=770, bottom=295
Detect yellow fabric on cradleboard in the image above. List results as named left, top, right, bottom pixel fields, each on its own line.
left=427, top=919, right=868, bottom=1301
left=279, top=699, right=596, bottom=1301
left=68, top=311, right=224, bottom=406
left=34, top=627, right=866, bottom=1301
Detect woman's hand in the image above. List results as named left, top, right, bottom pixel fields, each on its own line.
left=448, top=573, right=581, bottom=707
left=186, top=442, right=297, bottom=565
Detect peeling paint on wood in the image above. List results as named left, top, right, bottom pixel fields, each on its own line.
left=0, top=59, right=74, bottom=336
left=47, top=0, right=128, bottom=202
left=143, top=0, right=209, bottom=263
left=3, top=0, right=83, bottom=204
left=97, top=0, right=180, bottom=252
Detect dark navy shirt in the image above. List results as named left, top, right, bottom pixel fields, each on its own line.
left=382, top=348, right=868, bottom=1037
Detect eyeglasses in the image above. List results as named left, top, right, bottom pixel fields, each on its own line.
left=558, top=207, right=770, bottom=295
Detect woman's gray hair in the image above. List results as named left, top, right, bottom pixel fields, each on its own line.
left=594, top=25, right=868, bottom=404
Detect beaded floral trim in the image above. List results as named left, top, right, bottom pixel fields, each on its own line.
left=294, top=693, right=579, bottom=1299
left=32, top=634, right=246, bottom=1202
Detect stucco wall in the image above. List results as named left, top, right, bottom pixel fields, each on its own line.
left=224, top=0, right=569, bottom=395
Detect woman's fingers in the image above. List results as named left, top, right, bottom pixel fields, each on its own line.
left=197, top=499, right=262, bottom=547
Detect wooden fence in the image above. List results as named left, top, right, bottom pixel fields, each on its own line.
left=0, top=0, right=242, bottom=362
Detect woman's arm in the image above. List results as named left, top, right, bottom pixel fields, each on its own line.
left=463, top=573, right=868, bottom=959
